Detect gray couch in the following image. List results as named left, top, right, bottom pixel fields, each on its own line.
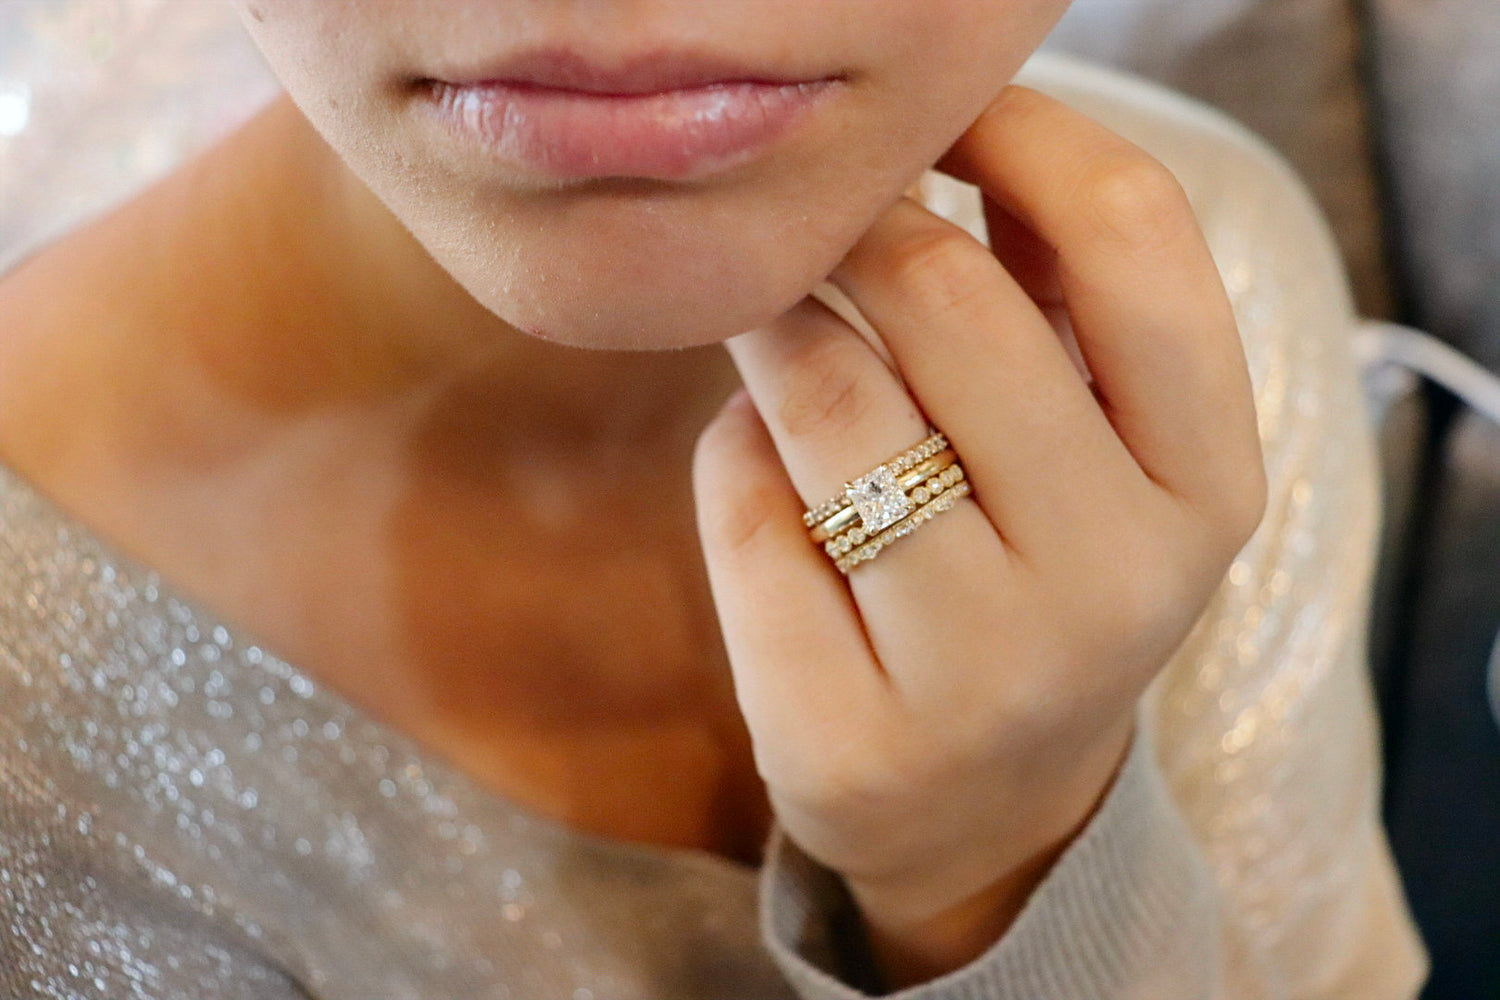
left=1046, top=3, right=1500, bottom=995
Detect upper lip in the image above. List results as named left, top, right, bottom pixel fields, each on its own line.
left=425, top=48, right=838, bottom=96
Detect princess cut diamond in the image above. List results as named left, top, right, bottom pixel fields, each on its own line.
left=846, top=465, right=913, bottom=533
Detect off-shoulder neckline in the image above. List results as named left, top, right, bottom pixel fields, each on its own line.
left=0, top=453, right=767, bottom=883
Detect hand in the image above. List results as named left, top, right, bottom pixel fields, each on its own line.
left=692, top=86, right=1267, bottom=987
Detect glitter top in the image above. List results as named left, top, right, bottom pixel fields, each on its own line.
left=1, top=36, right=1425, bottom=1000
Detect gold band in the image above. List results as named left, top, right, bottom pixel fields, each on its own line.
left=807, top=449, right=957, bottom=543
left=822, top=462, right=967, bottom=562
left=835, top=478, right=970, bottom=574
left=802, top=429, right=970, bottom=575
left=802, top=431, right=948, bottom=528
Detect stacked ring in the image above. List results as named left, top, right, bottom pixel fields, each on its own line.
left=834, top=478, right=969, bottom=574
left=806, top=449, right=957, bottom=544
left=802, top=432, right=949, bottom=528
left=803, top=430, right=971, bottom=574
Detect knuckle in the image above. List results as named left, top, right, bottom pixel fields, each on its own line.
left=1112, top=562, right=1186, bottom=637
left=1076, top=152, right=1194, bottom=255
left=692, top=419, right=782, bottom=558
left=940, top=693, right=1028, bottom=764
left=1227, top=460, right=1271, bottom=549
left=774, top=338, right=877, bottom=440
left=707, top=479, right=783, bottom=559
left=779, top=738, right=899, bottom=816
left=885, top=226, right=997, bottom=324
left=1191, top=449, right=1272, bottom=558
left=1090, top=521, right=1194, bottom=638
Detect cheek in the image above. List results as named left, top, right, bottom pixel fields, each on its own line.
left=233, top=0, right=402, bottom=126
left=873, top=0, right=1072, bottom=118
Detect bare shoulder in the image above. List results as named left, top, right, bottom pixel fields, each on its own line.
left=0, top=173, right=178, bottom=490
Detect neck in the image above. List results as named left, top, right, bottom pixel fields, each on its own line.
left=0, top=92, right=771, bottom=860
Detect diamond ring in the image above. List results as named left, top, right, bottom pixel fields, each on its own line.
left=803, top=431, right=969, bottom=573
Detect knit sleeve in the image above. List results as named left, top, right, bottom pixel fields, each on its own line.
left=758, top=719, right=1278, bottom=1000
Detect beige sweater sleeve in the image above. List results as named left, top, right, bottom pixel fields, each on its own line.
left=759, top=721, right=1279, bottom=999
left=758, top=714, right=1422, bottom=1000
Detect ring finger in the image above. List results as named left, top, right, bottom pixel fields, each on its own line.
left=725, top=293, right=1007, bottom=674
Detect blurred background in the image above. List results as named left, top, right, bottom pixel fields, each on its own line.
left=1, top=1, right=1497, bottom=995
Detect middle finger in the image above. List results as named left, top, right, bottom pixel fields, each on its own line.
left=832, top=197, right=1144, bottom=562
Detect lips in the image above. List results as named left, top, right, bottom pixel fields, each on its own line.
left=419, top=49, right=843, bottom=181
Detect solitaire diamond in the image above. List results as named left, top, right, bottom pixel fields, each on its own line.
left=846, top=465, right=913, bottom=533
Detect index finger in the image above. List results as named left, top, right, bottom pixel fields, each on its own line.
left=938, top=86, right=1263, bottom=519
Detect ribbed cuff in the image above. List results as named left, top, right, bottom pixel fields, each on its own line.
left=759, top=724, right=1231, bottom=1000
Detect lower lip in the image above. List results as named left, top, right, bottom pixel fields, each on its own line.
left=426, top=79, right=835, bottom=181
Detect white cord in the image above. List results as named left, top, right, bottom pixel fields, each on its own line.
left=1354, top=321, right=1500, bottom=734
left=1354, top=321, right=1500, bottom=426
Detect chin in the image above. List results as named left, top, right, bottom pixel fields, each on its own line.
left=490, top=289, right=803, bottom=352
left=416, top=195, right=870, bottom=352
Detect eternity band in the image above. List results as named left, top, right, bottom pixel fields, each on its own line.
left=801, top=429, right=970, bottom=573
left=835, top=479, right=970, bottom=574
left=801, top=432, right=948, bottom=529
left=807, top=449, right=957, bottom=543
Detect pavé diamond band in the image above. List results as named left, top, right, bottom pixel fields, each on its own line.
left=834, top=479, right=970, bottom=574
left=806, top=449, right=957, bottom=544
left=802, top=431, right=970, bottom=573
left=802, top=432, right=948, bottom=529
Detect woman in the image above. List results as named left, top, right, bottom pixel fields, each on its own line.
left=0, top=1, right=1426, bottom=996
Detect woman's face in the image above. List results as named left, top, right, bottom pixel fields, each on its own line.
left=235, top=2, right=1072, bottom=350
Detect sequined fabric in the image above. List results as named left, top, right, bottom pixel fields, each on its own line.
left=1020, top=58, right=1428, bottom=992
left=1, top=8, right=1424, bottom=997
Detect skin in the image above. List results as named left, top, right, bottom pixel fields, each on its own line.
left=226, top=0, right=1074, bottom=349
left=0, top=0, right=1267, bottom=989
